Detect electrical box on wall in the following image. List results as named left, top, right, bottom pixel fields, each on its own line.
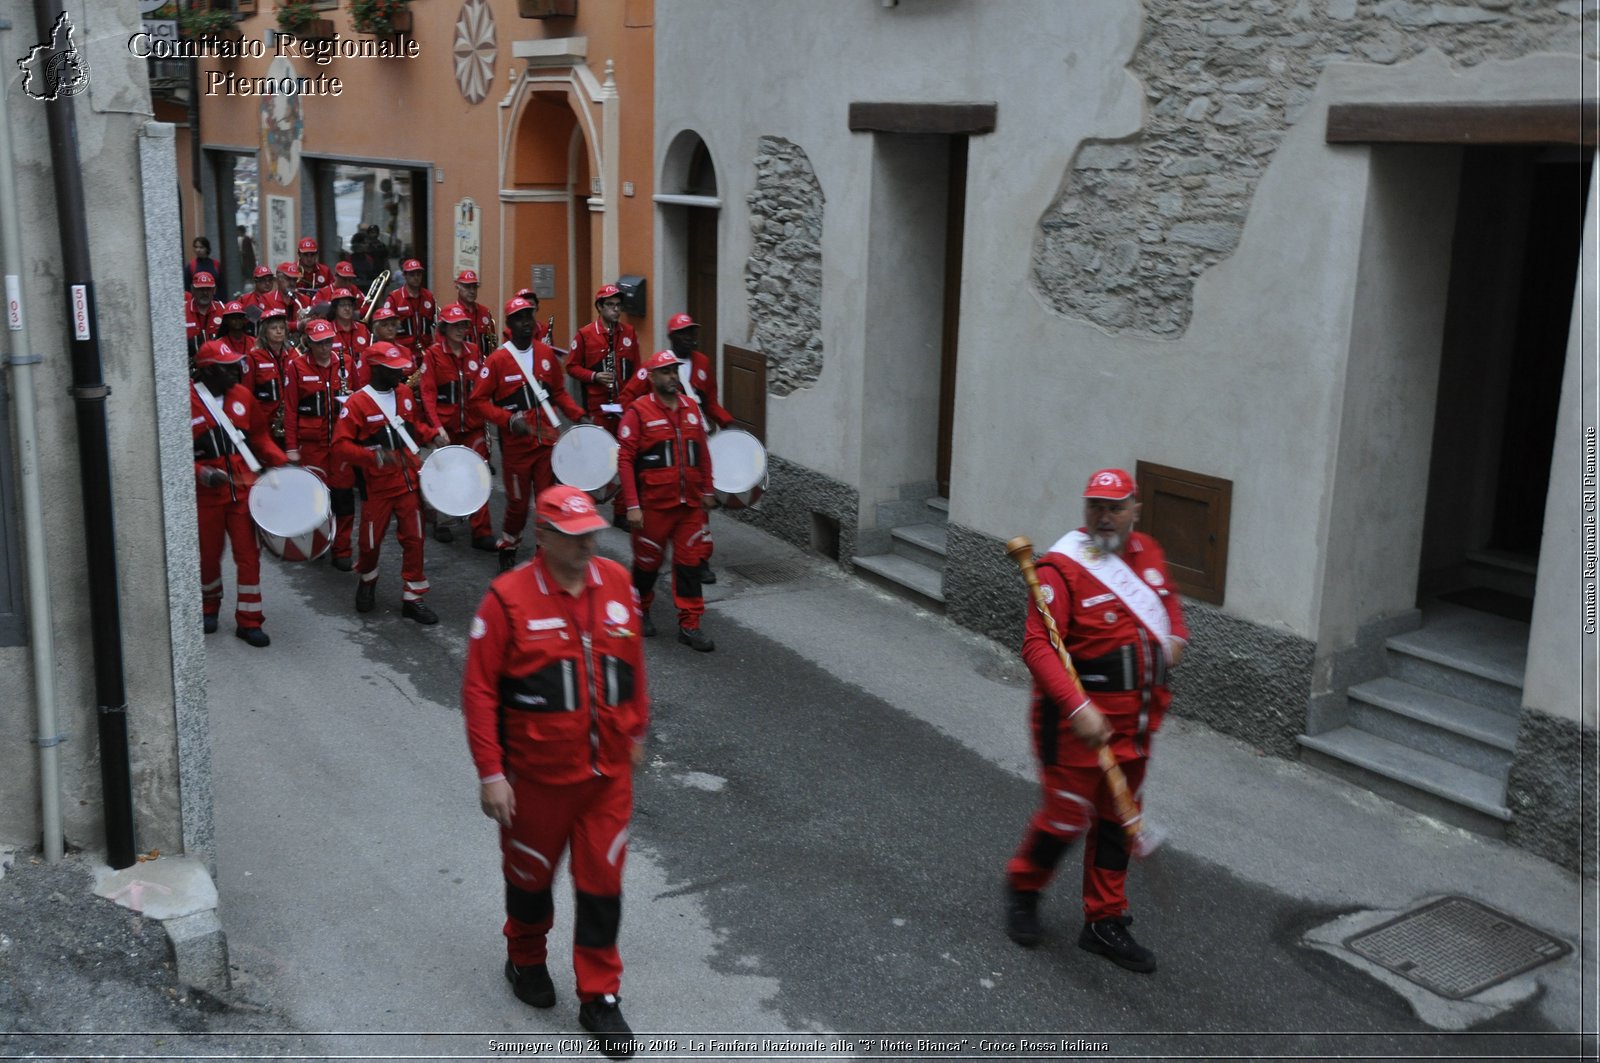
left=616, top=275, right=646, bottom=316
left=530, top=264, right=556, bottom=300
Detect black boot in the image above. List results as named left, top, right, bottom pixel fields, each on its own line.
left=433, top=524, right=455, bottom=544
left=504, top=958, right=555, bottom=1008
left=472, top=535, right=499, bottom=552
left=1005, top=885, right=1041, bottom=948
left=355, top=579, right=376, bottom=613
left=234, top=626, right=271, bottom=648
left=1078, top=917, right=1156, bottom=973
left=641, top=612, right=657, bottom=637
left=402, top=600, right=439, bottom=625
left=677, top=626, right=715, bottom=652
left=498, top=548, right=518, bottom=573
left=698, top=560, right=717, bottom=585
left=577, top=994, right=635, bottom=1060
left=202, top=614, right=218, bottom=635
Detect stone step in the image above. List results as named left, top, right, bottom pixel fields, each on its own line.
left=926, top=495, right=949, bottom=515
left=1345, top=677, right=1517, bottom=777
left=1298, top=727, right=1511, bottom=838
left=890, top=522, right=949, bottom=568
left=852, top=551, right=946, bottom=612
left=1385, top=603, right=1527, bottom=715
left=1463, top=548, right=1538, bottom=599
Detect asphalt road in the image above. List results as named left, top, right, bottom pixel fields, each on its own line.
left=191, top=511, right=1591, bottom=1061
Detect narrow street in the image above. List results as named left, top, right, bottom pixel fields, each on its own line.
left=201, top=513, right=1592, bottom=1059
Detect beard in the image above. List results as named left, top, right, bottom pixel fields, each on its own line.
left=1091, top=529, right=1125, bottom=554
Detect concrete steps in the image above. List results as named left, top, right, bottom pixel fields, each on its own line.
left=851, top=499, right=948, bottom=612
left=1299, top=602, right=1527, bottom=838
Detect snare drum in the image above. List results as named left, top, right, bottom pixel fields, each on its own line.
left=420, top=444, right=493, bottom=517
left=249, top=465, right=335, bottom=562
left=551, top=424, right=621, bottom=503
left=708, top=429, right=768, bottom=510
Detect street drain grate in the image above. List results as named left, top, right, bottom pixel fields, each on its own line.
left=1344, top=896, right=1570, bottom=999
left=730, top=559, right=812, bottom=586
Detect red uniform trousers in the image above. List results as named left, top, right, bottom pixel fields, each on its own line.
left=198, top=491, right=264, bottom=629
left=1006, top=728, right=1149, bottom=923
left=295, top=440, right=357, bottom=562
left=357, top=486, right=428, bottom=601
left=453, top=428, right=494, bottom=541
left=631, top=504, right=712, bottom=628
left=502, top=771, right=632, bottom=1000
left=495, top=438, right=559, bottom=550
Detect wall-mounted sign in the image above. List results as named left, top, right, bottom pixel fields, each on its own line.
left=266, top=194, right=294, bottom=270
left=453, top=198, right=481, bottom=279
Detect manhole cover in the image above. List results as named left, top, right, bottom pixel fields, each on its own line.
left=1345, top=896, right=1570, bottom=999
left=729, top=559, right=812, bottom=586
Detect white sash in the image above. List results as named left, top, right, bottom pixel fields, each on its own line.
left=193, top=383, right=261, bottom=473
left=362, top=384, right=420, bottom=455
left=676, top=361, right=700, bottom=403
left=504, top=342, right=562, bottom=430
left=1048, top=530, right=1171, bottom=643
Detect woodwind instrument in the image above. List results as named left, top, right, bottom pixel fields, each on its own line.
left=603, top=322, right=618, bottom=402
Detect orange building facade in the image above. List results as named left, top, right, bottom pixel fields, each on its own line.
left=171, top=0, right=657, bottom=351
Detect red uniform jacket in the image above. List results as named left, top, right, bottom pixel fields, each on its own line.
left=456, top=300, right=497, bottom=356
left=1024, top=531, right=1190, bottom=768
left=462, top=555, right=649, bottom=785
left=331, top=384, right=440, bottom=498
left=383, top=286, right=437, bottom=354
left=243, top=338, right=292, bottom=422
left=566, top=319, right=639, bottom=419
left=332, top=321, right=373, bottom=385
left=282, top=349, right=360, bottom=449
left=316, top=283, right=370, bottom=317
left=191, top=382, right=286, bottom=504
left=258, top=289, right=303, bottom=332
left=470, top=341, right=585, bottom=449
left=418, top=338, right=487, bottom=436
left=184, top=297, right=225, bottom=355
left=296, top=263, right=335, bottom=300
left=616, top=392, right=714, bottom=512
left=617, top=350, right=733, bottom=428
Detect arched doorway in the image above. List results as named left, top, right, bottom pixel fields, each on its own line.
left=509, top=90, right=592, bottom=347
left=657, top=130, right=720, bottom=374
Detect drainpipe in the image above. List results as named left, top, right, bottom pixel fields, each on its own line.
left=0, top=15, right=61, bottom=863
left=33, top=0, right=136, bottom=870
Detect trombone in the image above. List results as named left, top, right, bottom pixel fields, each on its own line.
left=360, top=269, right=391, bottom=325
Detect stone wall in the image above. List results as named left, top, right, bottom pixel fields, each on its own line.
left=725, top=453, right=859, bottom=564
left=744, top=136, right=824, bottom=394
left=945, top=523, right=1027, bottom=649
left=1506, top=709, right=1598, bottom=876
left=1031, top=0, right=1582, bottom=336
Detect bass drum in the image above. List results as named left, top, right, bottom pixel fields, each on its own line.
left=708, top=429, right=767, bottom=510
left=551, top=424, right=621, bottom=504
left=420, top=444, right=493, bottom=517
left=250, top=465, right=334, bottom=562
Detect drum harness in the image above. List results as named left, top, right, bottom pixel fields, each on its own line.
left=496, top=343, right=562, bottom=439
left=193, top=382, right=262, bottom=504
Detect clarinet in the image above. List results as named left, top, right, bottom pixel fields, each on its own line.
left=603, top=323, right=618, bottom=403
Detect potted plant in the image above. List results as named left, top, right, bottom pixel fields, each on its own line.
left=276, top=0, right=333, bottom=38
left=350, top=0, right=412, bottom=37
left=178, top=3, right=242, bottom=42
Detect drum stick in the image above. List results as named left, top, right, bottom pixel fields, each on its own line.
left=1005, top=536, right=1153, bottom=856
left=193, top=384, right=262, bottom=473
left=511, top=344, right=563, bottom=430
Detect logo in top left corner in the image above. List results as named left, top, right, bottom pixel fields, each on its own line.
left=20, top=11, right=90, bottom=102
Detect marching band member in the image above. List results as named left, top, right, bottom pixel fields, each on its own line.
left=420, top=303, right=496, bottom=550
left=317, top=260, right=362, bottom=310
left=453, top=270, right=498, bottom=354
left=461, top=484, right=649, bottom=1060
left=262, top=262, right=305, bottom=337
left=332, top=341, right=444, bottom=625
left=383, top=258, right=436, bottom=366
left=192, top=337, right=287, bottom=647
left=566, top=285, right=637, bottom=438
left=244, top=305, right=292, bottom=442
left=330, top=287, right=373, bottom=386
left=504, top=287, right=550, bottom=345
left=283, top=318, right=361, bottom=571
left=235, top=265, right=277, bottom=326
left=1003, top=469, right=1188, bottom=973
left=296, top=236, right=335, bottom=296
left=184, top=271, right=226, bottom=370
left=470, top=296, right=587, bottom=573
left=616, top=349, right=717, bottom=651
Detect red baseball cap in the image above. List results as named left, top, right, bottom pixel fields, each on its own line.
left=515, top=287, right=538, bottom=300
left=438, top=303, right=470, bottom=325
left=252, top=265, right=273, bottom=279
left=1083, top=468, right=1138, bottom=500
left=195, top=339, right=245, bottom=366
left=334, top=261, right=357, bottom=277
left=221, top=300, right=248, bottom=316
left=536, top=485, right=609, bottom=535
left=504, top=296, right=536, bottom=318
left=303, top=319, right=337, bottom=343
left=455, top=269, right=479, bottom=285
left=277, top=262, right=301, bottom=278
left=330, top=287, right=359, bottom=302
left=370, top=306, right=397, bottom=322
left=297, top=237, right=318, bottom=253
left=642, top=349, right=682, bottom=372
left=365, top=341, right=411, bottom=370
left=191, top=272, right=216, bottom=288
left=258, top=305, right=288, bottom=322
left=401, top=258, right=424, bottom=273
left=666, top=312, right=697, bottom=333
left=594, top=284, right=621, bottom=303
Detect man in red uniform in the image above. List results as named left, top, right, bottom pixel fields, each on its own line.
left=235, top=265, right=276, bottom=330
left=317, top=260, right=362, bottom=308
left=244, top=305, right=292, bottom=442
left=504, top=287, right=552, bottom=345
left=462, top=485, right=648, bottom=1060
left=329, top=287, right=372, bottom=383
left=283, top=318, right=361, bottom=570
left=1003, top=468, right=1188, bottom=972
left=454, top=270, right=497, bottom=354
left=192, top=338, right=287, bottom=646
left=566, top=285, right=638, bottom=437
left=296, top=236, right=335, bottom=296
left=471, top=296, right=587, bottom=573
left=262, top=262, right=305, bottom=338
left=420, top=303, right=496, bottom=549
left=383, top=258, right=436, bottom=365
left=616, top=350, right=716, bottom=651
left=184, top=272, right=225, bottom=370
left=333, top=341, right=444, bottom=624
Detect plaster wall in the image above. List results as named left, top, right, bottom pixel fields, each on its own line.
left=0, top=0, right=187, bottom=856
left=1524, top=165, right=1597, bottom=729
